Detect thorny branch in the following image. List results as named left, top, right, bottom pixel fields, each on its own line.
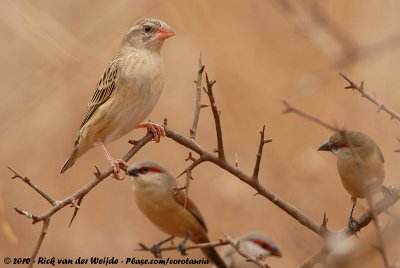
left=204, top=73, right=226, bottom=161
left=252, top=125, right=272, bottom=180
left=299, top=187, right=400, bottom=268
left=137, top=234, right=270, bottom=268
left=9, top=132, right=154, bottom=267
left=28, top=219, right=50, bottom=268
left=137, top=237, right=229, bottom=254
left=173, top=157, right=204, bottom=209
left=9, top=60, right=400, bottom=268
left=190, top=54, right=206, bottom=139
left=8, top=167, right=57, bottom=206
left=339, top=72, right=400, bottom=121
left=11, top=132, right=154, bottom=224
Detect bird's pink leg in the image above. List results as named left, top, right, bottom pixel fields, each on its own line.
left=100, top=141, right=128, bottom=180
left=138, top=121, right=166, bottom=142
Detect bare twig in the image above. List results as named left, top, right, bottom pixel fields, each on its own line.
left=68, top=196, right=84, bottom=227
left=14, top=208, right=37, bottom=221
left=9, top=132, right=154, bottom=266
left=185, top=152, right=198, bottom=162
left=136, top=237, right=229, bottom=253
left=234, top=152, right=239, bottom=167
left=204, top=73, right=225, bottom=161
left=164, top=127, right=328, bottom=237
left=32, top=132, right=152, bottom=223
left=252, top=125, right=272, bottom=180
left=320, top=212, right=329, bottom=232
left=137, top=234, right=270, bottom=268
left=28, top=218, right=50, bottom=268
left=190, top=54, right=205, bottom=139
left=299, top=188, right=400, bottom=268
left=174, top=170, right=193, bottom=209
left=282, top=101, right=340, bottom=132
left=339, top=73, right=400, bottom=121
left=174, top=157, right=205, bottom=208
left=298, top=246, right=329, bottom=268
left=8, top=167, right=58, bottom=206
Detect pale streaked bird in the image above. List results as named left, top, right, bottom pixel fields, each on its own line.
left=217, top=232, right=281, bottom=268
left=127, top=161, right=227, bottom=268
left=60, top=18, right=175, bottom=178
left=318, top=130, right=384, bottom=228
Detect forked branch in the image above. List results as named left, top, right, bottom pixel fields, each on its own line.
left=204, top=73, right=225, bottom=161
left=339, top=72, right=400, bottom=121
left=252, top=125, right=272, bottom=180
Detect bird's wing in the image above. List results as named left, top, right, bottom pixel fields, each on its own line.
left=173, top=191, right=208, bottom=232
left=80, top=57, right=120, bottom=128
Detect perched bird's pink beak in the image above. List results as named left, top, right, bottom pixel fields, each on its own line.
left=155, top=21, right=175, bottom=40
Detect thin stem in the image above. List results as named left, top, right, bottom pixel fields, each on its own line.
left=190, top=54, right=205, bottom=139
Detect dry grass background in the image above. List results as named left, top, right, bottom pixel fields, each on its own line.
left=1, top=0, right=400, bottom=267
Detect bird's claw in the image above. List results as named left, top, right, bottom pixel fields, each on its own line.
left=177, top=241, right=188, bottom=256
left=150, top=244, right=162, bottom=258
left=139, top=122, right=166, bottom=143
left=111, top=159, right=128, bottom=180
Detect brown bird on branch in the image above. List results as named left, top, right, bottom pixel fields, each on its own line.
left=318, top=130, right=385, bottom=229
left=60, top=18, right=175, bottom=178
left=218, top=232, right=281, bottom=268
left=127, top=161, right=228, bottom=268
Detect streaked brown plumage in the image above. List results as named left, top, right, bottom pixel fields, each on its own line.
left=60, top=18, right=175, bottom=176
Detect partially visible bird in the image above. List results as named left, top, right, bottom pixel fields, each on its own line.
left=218, top=232, right=281, bottom=268
left=127, top=160, right=227, bottom=268
left=60, top=18, right=175, bottom=178
left=318, top=130, right=385, bottom=227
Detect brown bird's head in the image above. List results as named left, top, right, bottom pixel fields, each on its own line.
left=127, top=160, right=177, bottom=189
left=239, top=232, right=282, bottom=258
left=318, top=130, right=384, bottom=161
left=123, top=18, right=175, bottom=50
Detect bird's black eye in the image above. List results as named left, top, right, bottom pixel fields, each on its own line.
left=261, top=243, right=271, bottom=250
left=143, top=26, right=152, bottom=33
left=139, top=167, right=149, bottom=174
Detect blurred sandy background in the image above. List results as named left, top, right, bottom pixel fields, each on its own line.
left=1, top=0, right=400, bottom=267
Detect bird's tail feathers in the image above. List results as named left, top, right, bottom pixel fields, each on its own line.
left=201, top=247, right=227, bottom=268
left=60, top=148, right=79, bottom=174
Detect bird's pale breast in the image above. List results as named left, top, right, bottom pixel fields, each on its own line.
left=84, top=49, right=164, bottom=146
left=336, top=150, right=384, bottom=198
